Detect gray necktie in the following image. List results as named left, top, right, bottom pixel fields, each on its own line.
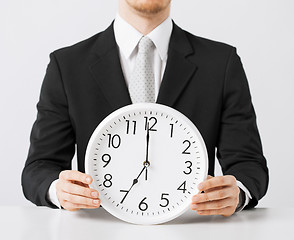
left=129, top=36, right=155, bottom=103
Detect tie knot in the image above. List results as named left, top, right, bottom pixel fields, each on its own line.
left=138, top=36, right=154, bottom=54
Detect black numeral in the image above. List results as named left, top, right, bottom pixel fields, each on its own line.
left=139, top=197, right=148, bottom=211
left=126, top=120, right=137, bottom=135
left=182, top=140, right=191, bottom=154
left=120, top=190, right=129, bottom=204
left=103, top=174, right=112, bottom=188
left=159, top=193, right=170, bottom=207
left=107, top=134, right=121, bottom=148
left=144, top=117, right=157, bottom=131
left=170, top=124, right=174, bottom=138
left=177, top=181, right=187, bottom=193
left=101, top=154, right=111, bottom=168
left=183, top=160, right=192, bottom=175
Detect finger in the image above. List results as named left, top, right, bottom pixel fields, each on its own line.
left=198, top=175, right=237, bottom=192
left=196, top=206, right=235, bottom=217
left=59, top=170, right=92, bottom=185
left=191, top=197, right=233, bottom=211
left=72, top=180, right=89, bottom=188
left=60, top=191, right=100, bottom=207
left=62, top=200, right=100, bottom=211
left=61, top=181, right=99, bottom=199
left=192, top=187, right=233, bottom=203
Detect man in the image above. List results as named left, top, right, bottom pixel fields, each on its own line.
left=22, top=0, right=269, bottom=217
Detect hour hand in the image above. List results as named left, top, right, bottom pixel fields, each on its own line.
left=120, top=165, right=146, bottom=204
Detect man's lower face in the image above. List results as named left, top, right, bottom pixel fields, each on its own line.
left=125, top=0, right=171, bottom=14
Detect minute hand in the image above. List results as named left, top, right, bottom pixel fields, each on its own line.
left=144, top=123, right=151, bottom=167
left=143, top=123, right=151, bottom=181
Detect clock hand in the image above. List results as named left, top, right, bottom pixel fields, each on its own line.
left=143, top=123, right=151, bottom=181
left=145, top=167, right=148, bottom=181
left=120, top=165, right=147, bottom=204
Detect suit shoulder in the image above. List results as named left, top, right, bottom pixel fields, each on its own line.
left=51, top=33, right=99, bottom=58
left=50, top=26, right=110, bottom=61
left=183, top=30, right=236, bottom=56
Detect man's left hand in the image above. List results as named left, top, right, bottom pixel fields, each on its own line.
left=190, top=175, right=240, bottom=217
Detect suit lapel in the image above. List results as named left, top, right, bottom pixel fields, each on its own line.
left=157, top=23, right=198, bottom=107
left=89, top=23, right=132, bottom=111
left=89, top=22, right=198, bottom=110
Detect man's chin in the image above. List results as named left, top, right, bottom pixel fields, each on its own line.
left=126, top=0, right=171, bottom=15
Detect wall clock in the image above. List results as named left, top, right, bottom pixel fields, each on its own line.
left=85, top=103, right=208, bottom=224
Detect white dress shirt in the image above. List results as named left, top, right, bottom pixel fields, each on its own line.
left=114, top=14, right=172, bottom=100
left=47, top=14, right=251, bottom=211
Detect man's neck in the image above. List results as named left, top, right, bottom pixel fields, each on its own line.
left=118, top=1, right=170, bottom=35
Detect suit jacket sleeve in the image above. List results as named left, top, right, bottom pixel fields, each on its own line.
left=21, top=52, right=75, bottom=208
left=217, top=48, right=269, bottom=208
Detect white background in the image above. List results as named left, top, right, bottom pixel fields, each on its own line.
left=1, top=0, right=293, bottom=208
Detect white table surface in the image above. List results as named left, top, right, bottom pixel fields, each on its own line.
left=1, top=206, right=293, bottom=240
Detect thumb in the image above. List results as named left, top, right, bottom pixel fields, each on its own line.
left=197, top=175, right=213, bottom=194
left=207, top=175, right=213, bottom=180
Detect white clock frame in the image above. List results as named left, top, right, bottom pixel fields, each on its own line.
left=85, top=103, right=208, bottom=224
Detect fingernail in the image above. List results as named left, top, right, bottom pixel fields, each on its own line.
left=93, top=199, right=100, bottom=205
left=91, top=192, right=98, bottom=198
left=86, top=177, right=91, bottom=183
left=198, top=183, right=204, bottom=190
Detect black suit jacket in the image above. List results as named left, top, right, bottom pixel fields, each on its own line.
left=22, top=22, right=268, bottom=209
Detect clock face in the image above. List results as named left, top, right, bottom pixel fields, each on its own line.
left=85, top=103, right=208, bottom=224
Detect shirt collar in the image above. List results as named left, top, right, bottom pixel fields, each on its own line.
left=114, top=14, right=173, bottom=61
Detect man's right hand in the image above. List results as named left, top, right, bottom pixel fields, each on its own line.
left=56, top=170, right=100, bottom=211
